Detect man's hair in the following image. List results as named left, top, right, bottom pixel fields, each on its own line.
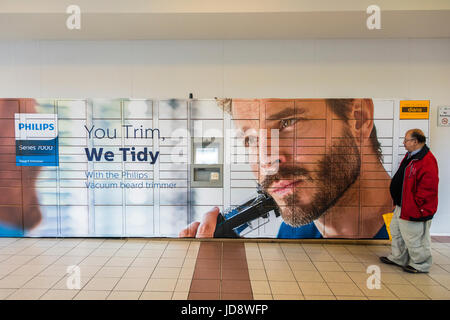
left=326, top=99, right=383, bottom=162
left=408, top=129, right=426, bottom=143
left=216, top=98, right=384, bottom=162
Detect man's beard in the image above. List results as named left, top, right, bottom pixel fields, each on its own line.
left=260, top=128, right=361, bottom=227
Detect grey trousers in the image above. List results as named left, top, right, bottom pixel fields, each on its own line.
left=388, top=206, right=433, bottom=272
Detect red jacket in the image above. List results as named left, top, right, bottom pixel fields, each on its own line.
left=399, top=145, right=439, bottom=221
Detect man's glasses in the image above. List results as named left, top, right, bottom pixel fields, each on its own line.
left=403, top=138, right=417, bottom=143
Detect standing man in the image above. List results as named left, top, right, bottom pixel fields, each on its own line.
left=380, top=129, right=439, bottom=273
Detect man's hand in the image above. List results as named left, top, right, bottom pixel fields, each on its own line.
left=178, top=206, right=220, bottom=238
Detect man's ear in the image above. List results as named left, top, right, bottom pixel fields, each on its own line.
left=351, top=99, right=374, bottom=143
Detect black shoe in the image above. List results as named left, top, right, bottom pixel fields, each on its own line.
left=379, top=256, right=402, bottom=268
left=402, top=265, right=428, bottom=274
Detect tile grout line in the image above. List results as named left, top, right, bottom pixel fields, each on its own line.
left=138, top=240, right=169, bottom=300
left=51, top=239, right=113, bottom=299
left=320, top=245, right=374, bottom=299
left=339, top=245, right=411, bottom=300
left=339, top=246, right=393, bottom=300
left=24, top=239, right=79, bottom=300
left=173, top=240, right=199, bottom=300
left=304, top=244, right=335, bottom=299
left=176, top=240, right=195, bottom=300
left=302, top=243, right=326, bottom=299
left=69, top=239, right=124, bottom=300
left=0, top=238, right=61, bottom=281
left=2, top=238, right=82, bottom=299
left=106, top=239, right=151, bottom=300
left=187, top=241, right=200, bottom=300
left=45, top=239, right=126, bottom=299
left=188, top=241, right=253, bottom=300
left=2, top=238, right=98, bottom=299
left=282, top=243, right=305, bottom=299
left=240, top=242, right=253, bottom=300
left=256, top=242, right=272, bottom=299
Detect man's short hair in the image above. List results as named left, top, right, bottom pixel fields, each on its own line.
left=408, top=129, right=426, bottom=143
left=216, top=98, right=383, bottom=162
left=327, top=99, right=382, bottom=162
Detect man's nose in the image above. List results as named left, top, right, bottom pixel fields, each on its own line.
left=260, top=150, right=288, bottom=174
left=261, top=150, right=288, bottom=164
left=258, top=128, right=291, bottom=173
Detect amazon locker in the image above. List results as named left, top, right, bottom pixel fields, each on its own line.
left=0, top=98, right=430, bottom=239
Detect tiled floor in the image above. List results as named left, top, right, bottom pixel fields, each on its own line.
left=189, top=242, right=252, bottom=300
left=0, top=237, right=450, bottom=300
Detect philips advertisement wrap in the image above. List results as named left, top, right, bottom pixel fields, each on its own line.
left=0, top=98, right=430, bottom=239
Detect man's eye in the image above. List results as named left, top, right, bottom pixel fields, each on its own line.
left=244, top=136, right=258, bottom=147
left=279, top=118, right=297, bottom=130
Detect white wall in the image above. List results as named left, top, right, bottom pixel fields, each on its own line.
left=0, top=39, right=449, bottom=235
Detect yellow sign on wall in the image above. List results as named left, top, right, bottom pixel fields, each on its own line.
left=400, top=100, right=430, bottom=119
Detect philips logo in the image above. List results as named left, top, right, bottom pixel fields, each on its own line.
left=18, top=123, right=55, bottom=131
left=15, top=114, right=58, bottom=140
